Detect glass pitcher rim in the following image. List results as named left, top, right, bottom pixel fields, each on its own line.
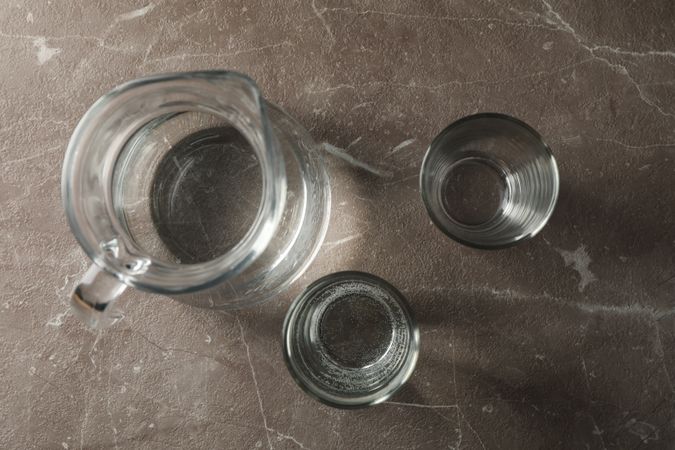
left=62, top=70, right=287, bottom=294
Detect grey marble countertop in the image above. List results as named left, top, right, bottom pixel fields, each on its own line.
left=2, top=0, right=675, bottom=448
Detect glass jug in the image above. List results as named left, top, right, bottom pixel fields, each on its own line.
left=62, top=71, right=330, bottom=328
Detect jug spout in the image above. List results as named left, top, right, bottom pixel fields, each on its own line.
left=70, top=264, right=127, bottom=329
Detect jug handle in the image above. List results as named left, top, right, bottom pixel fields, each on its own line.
left=71, top=264, right=127, bottom=329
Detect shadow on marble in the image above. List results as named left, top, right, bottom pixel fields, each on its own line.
left=407, top=284, right=674, bottom=447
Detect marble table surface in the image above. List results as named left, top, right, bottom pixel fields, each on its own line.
left=2, top=0, right=675, bottom=448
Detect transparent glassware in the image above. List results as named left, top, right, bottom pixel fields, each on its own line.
left=420, top=113, right=559, bottom=249
left=63, top=71, right=330, bottom=328
left=283, top=272, right=419, bottom=408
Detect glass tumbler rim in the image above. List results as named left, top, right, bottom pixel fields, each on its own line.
left=62, top=70, right=286, bottom=294
left=419, top=112, right=560, bottom=249
left=283, top=271, right=420, bottom=409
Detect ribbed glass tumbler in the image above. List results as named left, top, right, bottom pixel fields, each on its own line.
left=420, top=113, right=559, bottom=248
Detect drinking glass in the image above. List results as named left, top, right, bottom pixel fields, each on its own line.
left=283, top=272, right=419, bottom=408
left=420, top=113, right=559, bottom=249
